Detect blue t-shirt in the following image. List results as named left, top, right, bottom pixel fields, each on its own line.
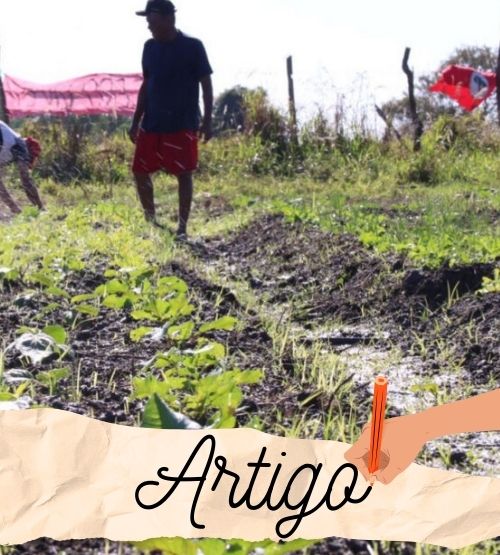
left=141, top=32, right=213, bottom=133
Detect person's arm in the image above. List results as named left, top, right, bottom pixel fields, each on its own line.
left=129, top=79, right=147, bottom=144
left=17, top=160, right=44, bottom=210
left=199, top=75, right=213, bottom=142
left=418, top=388, right=500, bottom=438
left=345, top=388, right=500, bottom=485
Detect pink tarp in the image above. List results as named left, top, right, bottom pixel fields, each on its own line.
left=2, top=73, right=142, bottom=117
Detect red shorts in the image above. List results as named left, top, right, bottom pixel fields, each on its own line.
left=132, top=129, right=198, bottom=175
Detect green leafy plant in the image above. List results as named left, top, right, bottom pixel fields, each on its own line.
left=141, top=394, right=201, bottom=430
left=6, top=325, right=70, bottom=366
left=0, top=267, right=20, bottom=284
left=478, top=268, right=500, bottom=294
left=37, top=367, right=70, bottom=396
left=133, top=537, right=317, bottom=555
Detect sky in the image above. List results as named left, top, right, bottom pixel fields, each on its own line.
left=0, top=0, right=499, bottom=126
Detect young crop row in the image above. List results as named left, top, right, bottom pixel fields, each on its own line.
left=274, top=189, right=500, bottom=269
left=0, top=241, right=320, bottom=553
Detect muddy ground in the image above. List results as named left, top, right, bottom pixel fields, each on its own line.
left=198, top=214, right=499, bottom=384
left=1, top=213, right=498, bottom=555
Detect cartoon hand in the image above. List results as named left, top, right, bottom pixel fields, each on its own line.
left=344, top=415, right=426, bottom=484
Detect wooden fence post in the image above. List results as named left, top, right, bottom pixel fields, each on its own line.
left=0, top=77, right=8, bottom=124
left=286, top=55, right=298, bottom=144
left=0, top=48, right=10, bottom=124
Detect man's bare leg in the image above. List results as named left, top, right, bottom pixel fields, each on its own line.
left=18, top=161, right=44, bottom=209
left=133, top=171, right=156, bottom=222
left=177, top=171, right=193, bottom=236
left=0, top=175, right=22, bottom=214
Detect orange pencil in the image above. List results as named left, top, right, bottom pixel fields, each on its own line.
left=368, top=375, right=388, bottom=477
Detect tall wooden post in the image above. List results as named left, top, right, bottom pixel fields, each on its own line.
left=402, top=47, right=423, bottom=152
left=0, top=76, right=8, bottom=124
left=0, top=47, right=9, bottom=124
left=286, top=55, right=298, bottom=144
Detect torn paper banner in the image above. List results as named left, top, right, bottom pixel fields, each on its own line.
left=0, top=409, right=499, bottom=548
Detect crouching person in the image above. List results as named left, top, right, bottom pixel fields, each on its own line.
left=0, top=120, right=44, bottom=214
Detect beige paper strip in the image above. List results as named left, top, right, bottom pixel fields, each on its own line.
left=0, top=409, right=499, bottom=548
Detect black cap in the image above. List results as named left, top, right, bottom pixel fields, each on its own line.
left=136, top=0, right=176, bottom=16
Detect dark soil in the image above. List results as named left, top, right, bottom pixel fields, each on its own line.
left=0, top=260, right=282, bottom=426
left=198, top=214, right=499, bottom=383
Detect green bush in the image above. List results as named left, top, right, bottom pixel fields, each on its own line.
left=15, top=116, right=133, bottom=184
left=393, top=114, right=500, bottom=185
left=10, top=101, right=500, bottom=188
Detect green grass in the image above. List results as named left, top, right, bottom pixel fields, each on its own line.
left=271, top=181, right=499, bottom=267
left=192, top=176, right=499, bottom=269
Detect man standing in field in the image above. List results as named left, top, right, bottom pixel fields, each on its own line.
left=0, top=120, right=44, bottom=215
left=130, top=0, right=213, bottom=239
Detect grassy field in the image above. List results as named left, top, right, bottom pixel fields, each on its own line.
left=0, top=121, right=499, bottom=555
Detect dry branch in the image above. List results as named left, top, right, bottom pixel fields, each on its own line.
left=375, top=104, right=402, bottom=141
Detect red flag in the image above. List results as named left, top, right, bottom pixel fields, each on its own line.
left=429, top=65, right=497, bottom=111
